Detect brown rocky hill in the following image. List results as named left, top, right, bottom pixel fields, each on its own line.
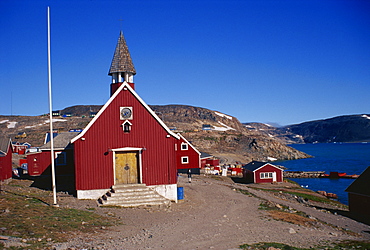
left=0, top=104, right=309, bottom=164
left=149, top=105, right=309, bottom=164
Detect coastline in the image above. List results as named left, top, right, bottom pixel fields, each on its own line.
left=279, top=143, right=370, bottom=206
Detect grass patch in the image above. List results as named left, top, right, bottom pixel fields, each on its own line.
left=258, top=201, right=317, bottom=227
left=240, top=242, right=310, bottom=249
left=239, top=240, right=370, bottom=249
left=236, top=188, right=255, bottom=197
left=251, top=186, right=345, bottom=207
left=258, top=201, right=273, bottom=211
left=268, top=210, right=317, bottom=227
left=284, top=190, right=335, bottom=203
left=209, top=175, right=224, bottom=181
left=0, top=190, right=115, bottom=249
left=331, top=240, right=370, bottom=249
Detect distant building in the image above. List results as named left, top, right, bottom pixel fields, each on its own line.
left=52, top=111, right=60, bottom=116
left=345, top=166, right=370, bottom=224
left=69, top=129, right=83, bottom=133
left=202, top=124, right=211, bottom=131
left=242, top=161, right=284, bottom=184
left=200, top=152, right=219, bottom=168
left=15, top=132, right=27, bottom=139
left=12, top=142, right=31, bottom=154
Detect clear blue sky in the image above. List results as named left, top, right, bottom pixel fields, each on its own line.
left=1, top=0, right=369, bottom=126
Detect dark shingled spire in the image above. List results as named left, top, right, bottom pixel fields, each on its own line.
left=108, top=31, right=136, bottom=76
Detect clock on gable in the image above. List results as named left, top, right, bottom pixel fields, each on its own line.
left=120, top=107, right=133, bottom=120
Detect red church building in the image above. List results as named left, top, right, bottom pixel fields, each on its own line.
left=69, top=31, right=200, bottom=201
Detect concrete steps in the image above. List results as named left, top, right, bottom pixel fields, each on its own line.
left=98, top=184, right=171, bottom=208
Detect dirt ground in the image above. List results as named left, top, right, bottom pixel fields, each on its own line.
left=44, top=174, right=370, bottom=250
left=2, top=174, right=370, bottom=249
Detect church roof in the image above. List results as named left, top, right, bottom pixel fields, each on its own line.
left=0, top=136, right=11, bottom=155
left=345, top=166, right=370, bottom=197
left=41, top=132, right=79, bottom=150
left=108, top=31, right=136, bottom=76
left=243, top=161, right=268, bottom=171
left=71, top=82, right=179, bottom=143
left=243, top=161, right=283, bottom=172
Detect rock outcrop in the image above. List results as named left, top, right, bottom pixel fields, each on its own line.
left=149, top=105, right=310, bottom=164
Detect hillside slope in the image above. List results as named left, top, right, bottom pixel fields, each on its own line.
left=0, top=104, right=309, bottom=164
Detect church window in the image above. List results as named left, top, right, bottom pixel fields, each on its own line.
left=122, top=120, right=132, bottom=133
left=181, top=142, right=188, bottom=150
left=181, top=156, right=189, bottom=164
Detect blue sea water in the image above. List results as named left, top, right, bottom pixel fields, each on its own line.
left=278, top=143, right=370, bottom=205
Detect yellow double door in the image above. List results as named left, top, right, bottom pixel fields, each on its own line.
left=115, top=152, right=139, bottom=184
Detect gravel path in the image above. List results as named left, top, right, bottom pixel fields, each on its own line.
left=53, top=175, right=370, bottom=250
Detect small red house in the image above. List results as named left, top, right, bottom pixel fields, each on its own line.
left=12, top=142, right=31, bottom=155
left=345, top=166, right=370, bottom=224
left=176, top=133, right=200, bottom=171
left=200, top=152, right=220, bottom=168
left=242, top=161, right=284, bottom=184
left=27, top=132, right=77, bottom=176
left=0, top=136, right=12, bottom=181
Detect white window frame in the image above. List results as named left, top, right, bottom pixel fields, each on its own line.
left=260, top=172, right=273, bottom=179
left=122, top=120, right=132, bottom=133
left=181, top=142, right=188, bottom=150
left=181, top=156, right=189, bottom=164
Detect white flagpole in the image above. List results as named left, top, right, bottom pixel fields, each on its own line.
left=47, top=6, right=58, bottom=206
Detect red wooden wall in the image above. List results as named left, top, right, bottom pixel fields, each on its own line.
left=27, top=150, right=74, bottom=176
left=73, top=86, right=178, bottom=191
left=0, top=143, right=12, bottom=181
left=201, top=158, right=219, bottom=168
left=176, top=137, right=200, bottom=170
left=27, top=152, right=50, bottom=176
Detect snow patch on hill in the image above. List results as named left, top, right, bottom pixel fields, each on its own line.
left=46, top=119, right=67, bottom=123
left=213, top=121, right=236, bottom=131
left=0, top=120, right=18, bottom=129
left=25, top=119, right=67, bottom=128
left=214, top=112, right=232, bottom=120
left=267, top=156, right=277, bottom=161
left=7, top=121, right=17, bottom=128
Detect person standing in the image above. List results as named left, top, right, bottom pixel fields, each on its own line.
left=187, top=168, right=192, bottom=183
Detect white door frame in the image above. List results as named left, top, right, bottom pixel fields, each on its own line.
left=112, top=147, right=143, bottom=185
left=272, top=172, right=277, bottom=182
